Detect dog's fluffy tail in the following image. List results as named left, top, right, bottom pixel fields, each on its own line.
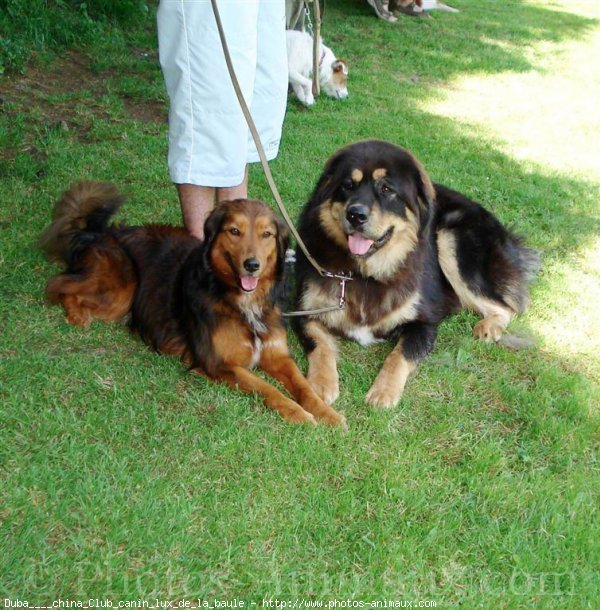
left=37, top=181, right=125, bottom=264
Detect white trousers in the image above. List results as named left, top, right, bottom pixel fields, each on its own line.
left=157, top=0, right=288, bottom=187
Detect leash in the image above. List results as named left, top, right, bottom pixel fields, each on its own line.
left=209, top=0, right=352, bottom=317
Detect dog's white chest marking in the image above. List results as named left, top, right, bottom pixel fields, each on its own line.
left=249, top=336, right=263, bottom=369
left=347, top=326, right=383, bottom=347
left=241, top=299, right=268, bottom=335
left=239, top=298, right=269, bottom=368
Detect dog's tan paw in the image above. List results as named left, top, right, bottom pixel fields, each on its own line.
left=66, top=311, right=92, bottom=328
left=365, top=380, right=403, bottom=409
left=318, top=407, right=348, bottom=431
left=282, top=407, right=317, bottom=426
left=307, top=370, right=340, bottom=405
left=301, top=392, right=347, bottom=430
left=473, top=318, right=504, bottom=343
left=366, top=351, right=415, bottom=409
left=306, top=335, right=339, bottom=404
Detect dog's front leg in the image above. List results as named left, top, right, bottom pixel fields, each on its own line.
left=290, top=72, right=315, bottom=106
left=298, top=320, right=340, bottom=405
left=259, top=333, right=347, bottom=429
left=214, top=365, right=317, bottom=425
left=366, top=322, right=438, bottom=408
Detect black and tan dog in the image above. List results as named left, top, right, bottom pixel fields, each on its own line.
left=294, top=140, right=539, bottom=408
left=38, top=181, right=346, bottom=427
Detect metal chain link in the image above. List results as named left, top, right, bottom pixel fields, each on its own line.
left=304, top=1, right=313, bottom=35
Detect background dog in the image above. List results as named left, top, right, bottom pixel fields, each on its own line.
left=286, top=29, right=348, bottom=106
left=38, top=182, right=346, bottom=427
left=368, top=1, right=457, bottom=21
left=293, top=140, right=540, bottom=408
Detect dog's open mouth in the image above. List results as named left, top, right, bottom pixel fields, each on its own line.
left=347, top=227, right=393, bottom=256
left=240, top=275, right=259, bottom=292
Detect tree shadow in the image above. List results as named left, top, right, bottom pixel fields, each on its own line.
left=279, top=0, right=600, bottom=257
left=340, top=0, right=598, bottom=81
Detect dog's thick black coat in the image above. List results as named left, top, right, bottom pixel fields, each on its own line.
left=293, top=140, right=539, bottom=408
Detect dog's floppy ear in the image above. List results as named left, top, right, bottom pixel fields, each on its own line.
left=412, top=155, right=436, bottom=231
left=201, top=202, right=229, bottom=273
left=202, top=203, right=228, bottom=249
left=332, top=60, right=348, bottom=75
left=308, top=147, right=345, bottom=206
left=307, top=172, right=333, bottom=209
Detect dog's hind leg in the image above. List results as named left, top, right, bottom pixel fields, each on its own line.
left=435, top=185, right=540, bottom=344
left=46, top=269, right=134, bottom=327
left=46, top=274, right=99, bottom=327
left=58, top=293, right=94, bottom=328
left=437, top=227, right=538, bottom=343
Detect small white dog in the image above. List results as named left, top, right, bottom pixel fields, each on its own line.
left=286, top=30, right=349, bottom=107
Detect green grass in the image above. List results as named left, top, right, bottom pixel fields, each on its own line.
left=1, top=0, right=599, bottom=606
left=0, top=0, right=150, bottom=73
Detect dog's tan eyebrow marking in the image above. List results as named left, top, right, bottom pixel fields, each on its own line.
left=351, top=169, right=363, bottom=183
left=372, top=168, right=387, bottom=180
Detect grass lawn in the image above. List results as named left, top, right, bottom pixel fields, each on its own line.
left=1, top=0, right=599, bottom=606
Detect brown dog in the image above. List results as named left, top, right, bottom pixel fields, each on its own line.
left=39, top=181, right=346, bottom=427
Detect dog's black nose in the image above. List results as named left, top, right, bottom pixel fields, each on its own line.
left=346, top=203, right=369, bottom=227
left=243, top=258, right=261, bottom=273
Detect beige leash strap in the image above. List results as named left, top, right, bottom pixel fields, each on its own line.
left=209, top=0, right=352, bottom=317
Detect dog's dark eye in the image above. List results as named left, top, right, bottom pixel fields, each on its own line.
left=342, top=180, right=356, bottom=191
left=380, top=184, right=393, bottom=195
left=229, top=227, right=241, bottom=236
left=262, top=231, right=272, bottom=238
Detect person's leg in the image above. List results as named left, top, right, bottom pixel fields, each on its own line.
left=158, top=1, right=259, bottom=237
left=177, top=184, right=215, bottom=240
left=217, top=166, right=248, bottom=203
left=177, top=164, right=247, bottom=240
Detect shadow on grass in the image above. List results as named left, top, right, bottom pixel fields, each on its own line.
left=406, top=112, right=600, bottom=259
left=278, top=0, right=600, bottom=252
left=343, top=0, right=598, bottom=78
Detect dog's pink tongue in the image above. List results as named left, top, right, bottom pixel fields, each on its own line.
left=241, top=276, right=259, bottom=291
left=348, top=233, right=374, bottom=256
